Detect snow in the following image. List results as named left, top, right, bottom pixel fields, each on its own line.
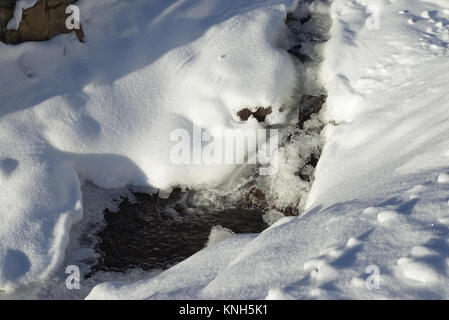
left=87, top=0, right=449, bottom=300
left=0, top=0, right=298, bottom=291
left=376, top=210, right=398, bottom=223
left=265, top=287, right=289, bottom=300
left=2, top=0, right=449, bottom=300
left=437, top=173, right=449, bottom=183
left=397, top=258, right=440, bottom=285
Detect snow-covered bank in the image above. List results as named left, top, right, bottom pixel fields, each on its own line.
left=88, top=0, right=449, bottom=299
left=0, top=0, right=299, bottom=291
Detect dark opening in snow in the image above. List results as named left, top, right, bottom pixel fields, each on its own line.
left=88, top=189, right=268, bottom=276
left=237, top=106, right=272, bottom=122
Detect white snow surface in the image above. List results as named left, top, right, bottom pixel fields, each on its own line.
left=87, top=0, right=449, bottom=299
left=0, top=0, right=298, bottom=291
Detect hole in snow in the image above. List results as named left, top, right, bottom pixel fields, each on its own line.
left=237, top=106, right=272, bottom=122
left=87, top=189, right=268, bottom=276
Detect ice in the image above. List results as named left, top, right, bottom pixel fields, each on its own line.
left=262, top=209, right=286, bottom=226
left=206, top=226, right=236, bottom=247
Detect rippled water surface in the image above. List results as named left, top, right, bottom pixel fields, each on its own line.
left=91, top=189, right=268, bottom=275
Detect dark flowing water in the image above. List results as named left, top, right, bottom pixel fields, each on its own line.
left=89, top=189, right=268, bottom=275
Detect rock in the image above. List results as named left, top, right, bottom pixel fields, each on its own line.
left=288, top=44, right=312, bottom=63
left=0, top=0, right=16, bottom=42
left=5, top=28, right=20, bottom=43
left=17, top=0, right=49, bottom=42
left=286, top=12, right=311, bottom=25
left=237, top=106, right=272, bottom=122
left=1, top=0, right=84, bottom=44
left=298, top=94, right=326, bottom=129
left=243, top=187, right=269, bottom=210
